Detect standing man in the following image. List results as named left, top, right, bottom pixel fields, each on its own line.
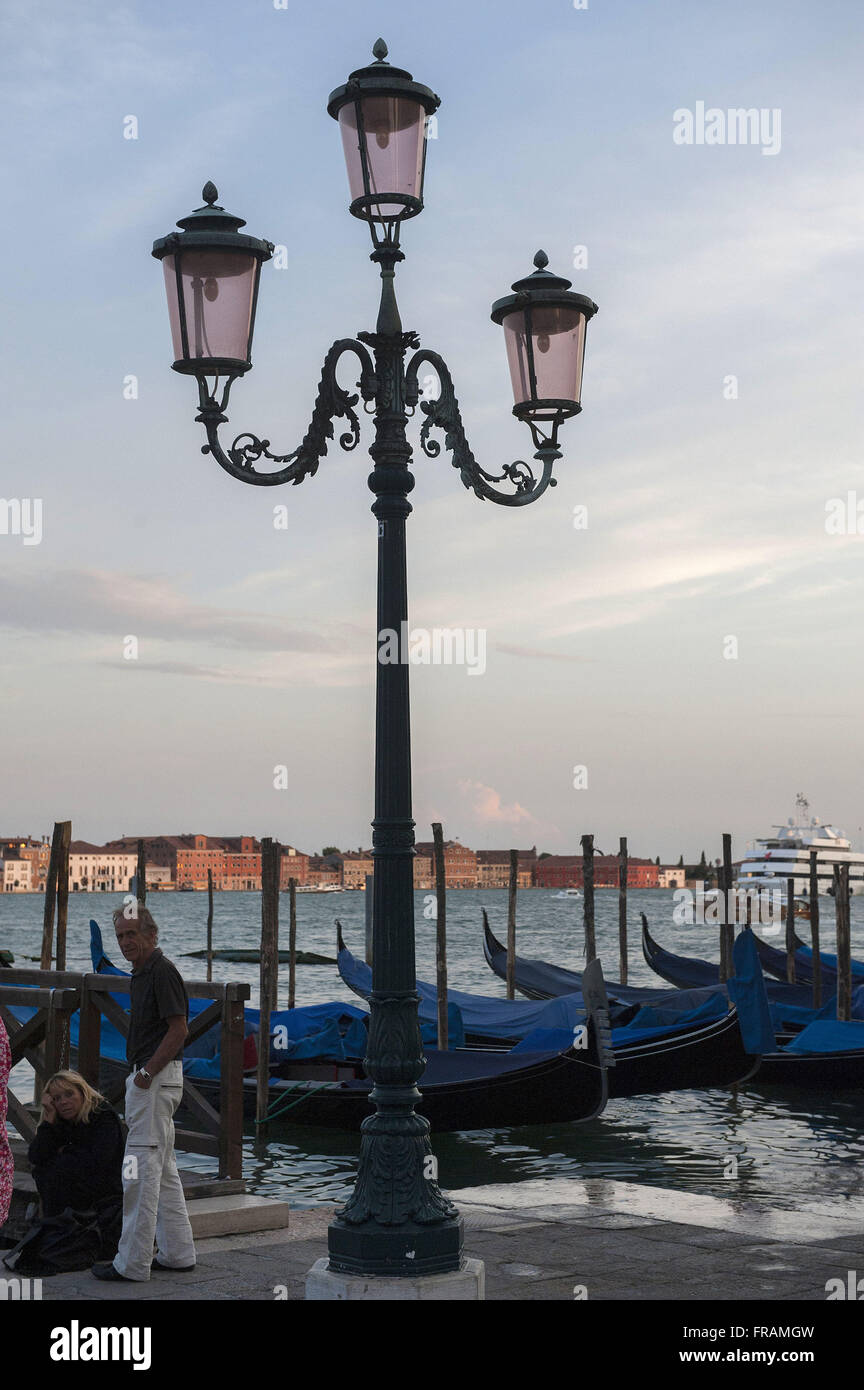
left=92, top=903, right=196, bottom=1281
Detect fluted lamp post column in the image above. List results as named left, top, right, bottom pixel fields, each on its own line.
left=151, top=39, right=597, bottom=1298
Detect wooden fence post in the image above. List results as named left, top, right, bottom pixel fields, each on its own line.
left=220, top=983, right=247, bottom=1179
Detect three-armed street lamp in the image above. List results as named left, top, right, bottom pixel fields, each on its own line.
left=153, top=40, right=597, bottom=1292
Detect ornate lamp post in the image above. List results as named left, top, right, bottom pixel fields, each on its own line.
left=153, top=39, right=597, bottom=1290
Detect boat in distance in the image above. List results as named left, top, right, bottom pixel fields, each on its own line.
left=736, top=793, right=864, bottom=897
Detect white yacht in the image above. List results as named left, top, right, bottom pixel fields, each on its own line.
left=736, top=795, right=864, bottom=897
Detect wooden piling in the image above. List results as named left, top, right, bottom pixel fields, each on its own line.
left=785, top=876, right=796, bottom=984
left=581, top=834, right=596, bottom=963
left=809, top=850, right=822, bottom=1008
left=206, top=869, right=214, bottom=984
left=287, top=877, right=297, bottom=1011
left=618, top=836, right=628, bottom=985
left=137, top=838, right=146, bottom=905
left=506, top=848, right=518, bottom=1002
left=719, top=833, right=734, bottom=984
left=54, top=822, right=71, bottom=973
left=256, top=837, right=280, bottom=1130
left=364, top=873, right=374, bottom=966
left=835, top=863, right=851, bottom=1023
left=432, top=822, right=448, bottom=1049
left=39, top=821, right=67, bottom=970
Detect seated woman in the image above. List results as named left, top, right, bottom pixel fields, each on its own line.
left=27, top=1071, right=123, bottom=1217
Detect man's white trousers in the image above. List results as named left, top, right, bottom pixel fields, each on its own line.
left=114, top=1060, right=196, bottom=1280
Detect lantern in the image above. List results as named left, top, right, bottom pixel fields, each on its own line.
left=151, top=182, right=273, bottom=376
left=328, top=39, right=440, bottom=223
left=491, top=251, right=598, bottom=429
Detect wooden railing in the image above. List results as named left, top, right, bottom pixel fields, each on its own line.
left=0, top=967, right=250, bottom=1179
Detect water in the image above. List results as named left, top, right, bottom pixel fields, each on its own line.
left=4, top=888, right=864, bottom=1213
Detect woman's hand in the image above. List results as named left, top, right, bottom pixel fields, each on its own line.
left=41, top=1090, right=57, bottom=1123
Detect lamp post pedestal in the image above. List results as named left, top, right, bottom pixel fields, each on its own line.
left=306, top=1256, right=485, bottom=1302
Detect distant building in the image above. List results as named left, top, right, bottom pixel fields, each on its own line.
left=279, top=846, right=310, bottom=889
left=340, top=851, right=374, bottom=889
left=657, top=866, right=686, bottom=889
left=1, top=857, right=32, bottom=892
left=413, top=840, right=477, bottom=888
left=475, top=848, right=537, bottom=889
left=307, top=855, right=341, bottom=887
left=535, top=854, right=659, bottom=889
left=68, top=841, right=136, bottom=893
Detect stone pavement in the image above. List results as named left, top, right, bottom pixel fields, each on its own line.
left=16, top=1178, right=864, bottom=1301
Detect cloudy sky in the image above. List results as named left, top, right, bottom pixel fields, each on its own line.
left=1, top=0, right=862, bottom=861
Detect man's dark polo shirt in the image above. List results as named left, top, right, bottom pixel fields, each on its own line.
left=126, top=948, right=189, bottom=1068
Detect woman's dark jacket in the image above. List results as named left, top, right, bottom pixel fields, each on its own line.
left=27, top=1102, right=123, bottom=1201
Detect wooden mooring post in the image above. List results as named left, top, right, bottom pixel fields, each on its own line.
left=287, top=877, right=297, bottom=1010
left=206, top=868, right=214, bottom=983
left=256, top=837, right=280, bottom=1131
left=39, top=820, right=71, bottom=971
left=506, top=849, right=518, bottom=1001
left=718, top=833, right=734, bottom=984
left=581, top=834, right=596, bottom=963
left=618, top=836, right=628, bottom=985
left=809, top=850, right=822, bottom=1008
left=785, top=877, right=796, bottom=984
left=364, top=873, right=374, bottom=966
left=834, top=863, right=852, bottom=1023
left=432, top=822, right=448, bottom=1049
left=137, top=838, right=147, bottom=904
left=55, top=822, right=71, bottom=974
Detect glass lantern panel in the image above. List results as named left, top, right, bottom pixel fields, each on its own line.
left=163, top=251, right=257, bottom=364
left=502, top=305, right=588, bottom=409
left=338, top=96, right=426, bottom=218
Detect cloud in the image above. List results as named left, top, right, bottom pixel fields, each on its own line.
left=458, top=779, right=537, bottom=827
left=0, top=566, right=364, bottom=655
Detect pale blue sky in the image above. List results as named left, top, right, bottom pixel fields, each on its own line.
left=1, top=0, right=863, bottom=859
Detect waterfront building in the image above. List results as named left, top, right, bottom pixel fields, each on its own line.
left=340, top=850, right=374, bottom=888
left=535, top=854, right=659, bottom=889
left=279, top=845, right=310, bottom=888
left=475, top=848, right=537, bottom=888
left=68, top=841, right=137, bottom=893
left=413, top=839, right=478, bottom=888
left=1, top=857, right=32, bottom=892
left=658, top=866, right=686, bottom=889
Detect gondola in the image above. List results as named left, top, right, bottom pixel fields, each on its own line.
left=69, top=923, right=614, bottom=1132
left=340, top=927, right=760, bottom=1098
left=641, top=917, right=817, bottom=1008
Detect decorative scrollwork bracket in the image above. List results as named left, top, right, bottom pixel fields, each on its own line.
left=194, top=339, right=377, bottom=487
left=405, top=349, right=561, bottom=507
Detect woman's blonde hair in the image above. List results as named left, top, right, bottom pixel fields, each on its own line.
left=43, top=1070, right=106, bottom=1124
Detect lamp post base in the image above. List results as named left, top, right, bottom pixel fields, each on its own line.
left=305, top=1256, right=485, bottom=1302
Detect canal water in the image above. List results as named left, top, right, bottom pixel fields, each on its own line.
left=4, top=888, right=863, bottom=1214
